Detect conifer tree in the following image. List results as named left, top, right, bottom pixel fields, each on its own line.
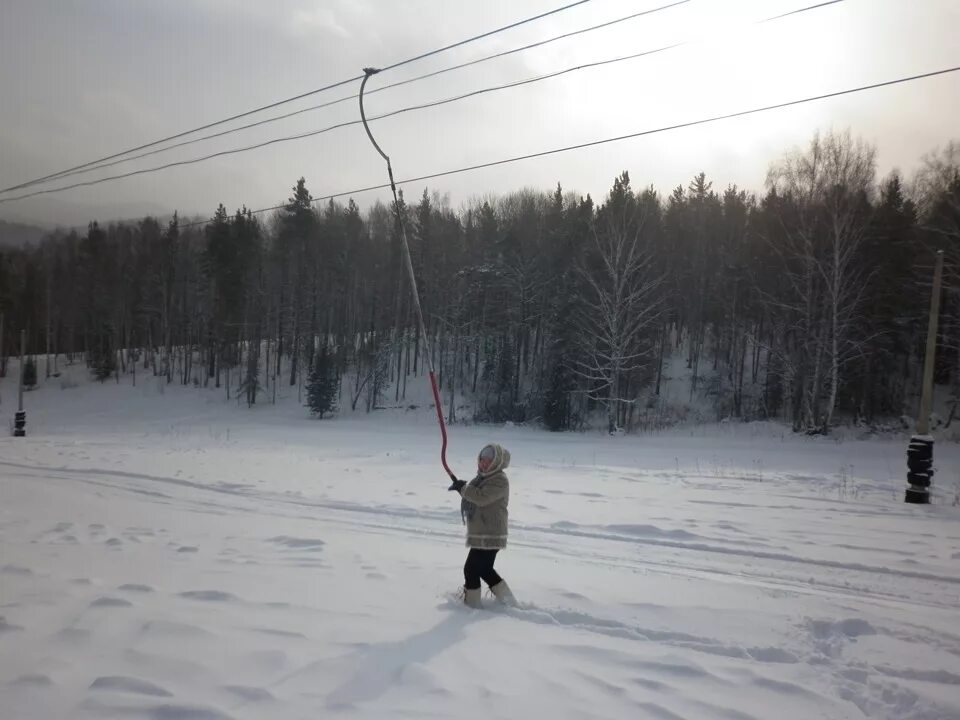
left=307, top=344, right=339, bottom=419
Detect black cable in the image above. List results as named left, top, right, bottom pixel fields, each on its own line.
left=167, top=65, right=960, bottom=229
left=0, top=48, right=684, bottom=203
left=0, top=0, right=594, bottom=193
left=0, top=0, right=852, bottom=203
left=377, top=0, right=593, bottom=73
left=5, top=0, right=690, bottom=191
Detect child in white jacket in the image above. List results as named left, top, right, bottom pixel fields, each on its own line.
left=449, top=444, right=517, bottom=609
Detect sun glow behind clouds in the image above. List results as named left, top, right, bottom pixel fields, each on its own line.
left=487, top=0, right=938, bottom=199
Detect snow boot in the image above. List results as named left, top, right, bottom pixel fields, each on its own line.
left=464, top=587, right=482, bottom=609
left=490, top=580, right=517, bottom=607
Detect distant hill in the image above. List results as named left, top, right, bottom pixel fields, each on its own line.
left=0, top=219, right=46, bottom=248
left=0, top=197, right=180, bottom=231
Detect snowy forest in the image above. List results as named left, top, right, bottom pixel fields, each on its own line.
left=1, top=130, right=959, bottom=434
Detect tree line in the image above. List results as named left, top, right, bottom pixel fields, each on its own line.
left=0, top=130, right=958, bottom=433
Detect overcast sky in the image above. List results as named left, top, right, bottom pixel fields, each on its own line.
left=0, top=0, right=957, bottom=227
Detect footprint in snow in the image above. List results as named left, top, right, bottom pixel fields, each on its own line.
left=90, top=597, right=134, bottom=609
left=746, top=646, right=800, bottom=664
left=808, top=618, right=877, bottom=639
left=140, top=620, right=212, bottom=639
left=89, top=676, right=172, bottom=697
left=126, top=527, right=156, bottom=538
left=223, top=685, right=275, bottom=703
left=0, top=616, right=25, bottom=633
left=1, top=564, right=33, bottom=576
left=82, top=699, right=235, bottom=720
left=179, top=590, right=238, bottom=602
left=266, top=536, right=325, bottom=551
left=251, top=627, right=306, bottom=640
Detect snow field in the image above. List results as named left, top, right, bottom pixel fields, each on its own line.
left=1, top=372, right=959, bottom=719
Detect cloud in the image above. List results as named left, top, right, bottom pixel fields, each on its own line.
left=0, top=0, right=957, bottom=225
left=288, top=7, right=351, bottom=39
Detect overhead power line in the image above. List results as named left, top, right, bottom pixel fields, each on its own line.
left=0, top=0, right=596, bottom=194
left=164, top=65, right=959, bottom=229
left=0, top=45, right=686, bottom=202
left=4, top=0, right=691, bottom=191
left=0, top=0, right=849, bottom=204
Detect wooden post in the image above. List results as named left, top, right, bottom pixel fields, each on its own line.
left=46, top=265, right=52, bottom=379
left=14, top=329, right=26, bottom=437
left=906, top=250, right=944, bottom=504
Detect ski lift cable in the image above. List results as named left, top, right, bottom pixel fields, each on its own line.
left=18, top=63, right=952, bottom=226
left=0, top=0, right=596, bottom=195
left=0, top=0, right=852, bottom=205
left=359, top=67, right=456, bottom=481
left=2, top=1, right=692, bottom=192
left=168, top=63, right=959, bottom=231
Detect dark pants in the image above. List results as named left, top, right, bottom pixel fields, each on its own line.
left=464, top=549, right=503, bottom=590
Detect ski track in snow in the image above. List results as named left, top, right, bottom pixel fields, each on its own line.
left=1, top=380, right=960, bottom=719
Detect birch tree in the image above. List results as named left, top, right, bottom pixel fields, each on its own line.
left=574, top=173, right=663, bottom=433
left=766, top=131, right=876, bottom=432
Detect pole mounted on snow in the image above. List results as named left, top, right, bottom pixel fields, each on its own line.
left=14, top=329, right=26, bottom=437
left=906, top=250, right=944, bottom=504
left=358, top=67, right=455, bottom=480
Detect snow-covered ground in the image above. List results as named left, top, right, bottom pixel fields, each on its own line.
left=2, top=372, right=959, bottom=720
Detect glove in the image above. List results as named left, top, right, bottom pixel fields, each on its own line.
left=448, top=477, right=466, bottom=492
